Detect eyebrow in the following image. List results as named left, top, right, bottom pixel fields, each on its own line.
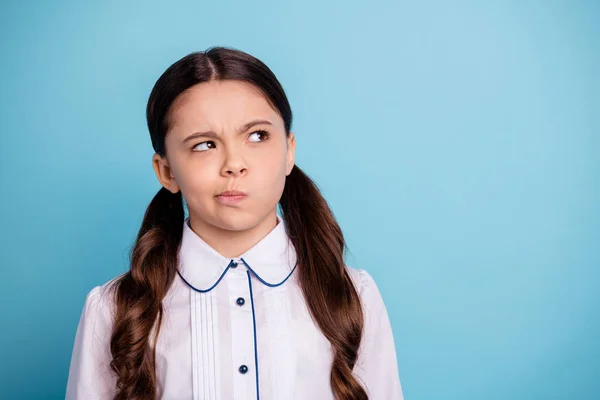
left=181, top=119, right=273, bottom=144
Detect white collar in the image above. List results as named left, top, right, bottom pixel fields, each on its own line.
left=177, top=214, right=298, bottom=292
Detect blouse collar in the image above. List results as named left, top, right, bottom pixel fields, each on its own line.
left=177, top=214, right=298, bottom=292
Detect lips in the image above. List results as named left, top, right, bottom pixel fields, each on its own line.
left=217, top=190, right=247, bottom=197
left=215, top=190, right=248, bottom=206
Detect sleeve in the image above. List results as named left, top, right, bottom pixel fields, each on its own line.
left=65, top=285, right=117, bottom=400
left=353, top=269, right=404, bottom=400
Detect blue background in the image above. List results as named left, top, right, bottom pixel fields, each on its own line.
left=1, top=1, right=598, bottom=399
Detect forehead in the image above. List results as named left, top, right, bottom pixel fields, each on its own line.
left=167, top=80, right=282, bottom=133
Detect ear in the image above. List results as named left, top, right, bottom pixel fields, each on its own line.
left=285, top=132, right=296, bottom=176
left=152, top=153, right=180, bottom=193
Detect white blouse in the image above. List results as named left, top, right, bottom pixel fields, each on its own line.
left=66, top=214, right=403, bottom=399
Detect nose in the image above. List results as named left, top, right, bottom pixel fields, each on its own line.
left=221, top=146, right=248, bottom=177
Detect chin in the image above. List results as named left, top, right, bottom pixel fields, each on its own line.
left=212, top=210, right=258, bottom=232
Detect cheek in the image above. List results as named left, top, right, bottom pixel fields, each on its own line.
left=251, top=153, right=288, bottom=201
left=176, top=162, right=219, bottom=206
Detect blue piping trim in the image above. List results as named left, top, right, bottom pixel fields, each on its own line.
left=240, top=257, right=298, bottom=287
left=247, top=270, right=260, bottom=400
left=176, top=259, right=237, bottom=293
left=177, top=257, right=298, bottom=293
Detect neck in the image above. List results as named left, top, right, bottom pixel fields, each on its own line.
left=187, top=210, right=279, bottom=259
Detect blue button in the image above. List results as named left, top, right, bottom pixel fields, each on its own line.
left=236, top=297, right=245, bottom=306
left=231, top=261, right=238, bottom=268
left=239, top=365, right=248, bottom=374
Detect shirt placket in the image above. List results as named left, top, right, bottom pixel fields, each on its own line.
left=229, top=258, right=259, bottom=400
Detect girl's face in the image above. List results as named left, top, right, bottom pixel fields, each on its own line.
left=152, top=80, right=295, bottom=232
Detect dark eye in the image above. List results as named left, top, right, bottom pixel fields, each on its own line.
left=193, top=141, right=216, bottom=152
left=249, top=130, right=270, bottom=143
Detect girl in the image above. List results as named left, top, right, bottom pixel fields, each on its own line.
left=65, top=47, right=403, bottom=400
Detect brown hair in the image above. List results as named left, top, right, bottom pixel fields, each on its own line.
left=108, top=47, right=366, bottom=399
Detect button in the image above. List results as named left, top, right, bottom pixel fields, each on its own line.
left=239, top=365, right=248, bottom=374
left=230, top=261, right=238, bottom=269
left=236, top=297, right=245, bottom=306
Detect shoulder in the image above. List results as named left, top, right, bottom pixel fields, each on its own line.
left=66, top=275, right=124, bottom=399
left=347, top=267, right=380, bottom=298
left=347, top=267, right=387, bottom=311
left=80, top=273, right=124, bottom=324
left=346, top=267, right=404, bottom=398
left=72, top=274, right=126, bottom=352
